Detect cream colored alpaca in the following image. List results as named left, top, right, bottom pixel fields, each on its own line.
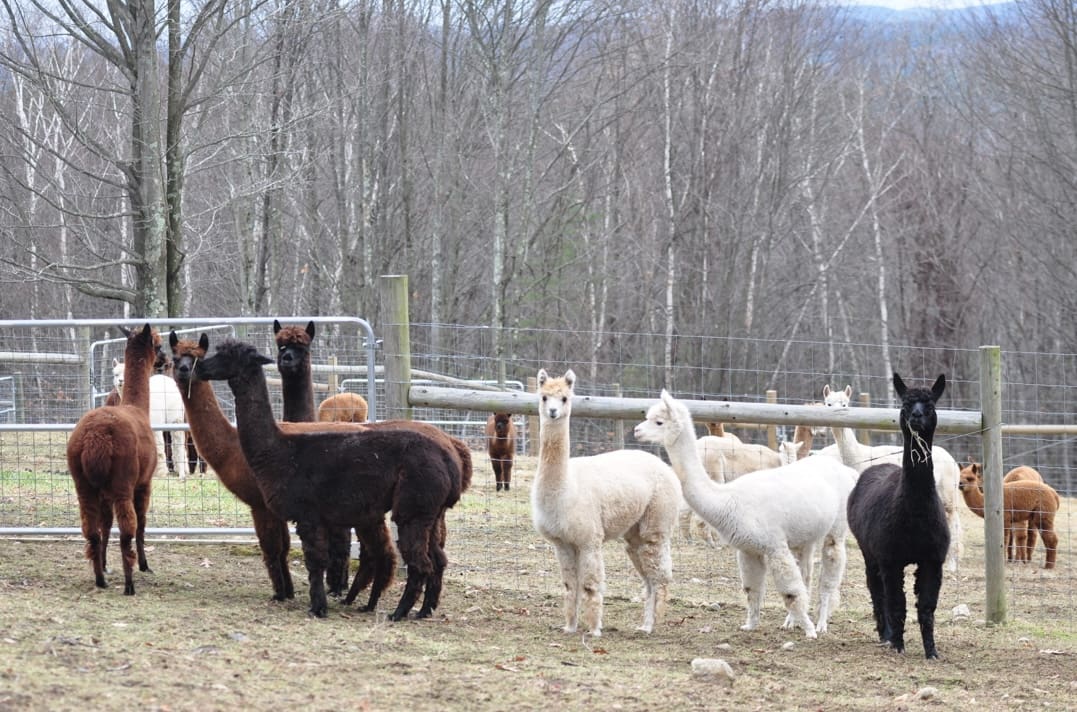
left=695, top=436, right=781, bottom=483
left=636, top=391, right=857, bottom=638
left=531, top=369, right=680, bottom=636
left=819, top=384, right=963, bottom=572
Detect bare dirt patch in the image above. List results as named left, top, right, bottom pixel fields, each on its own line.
left=1, top=455, right=1074, bottom=711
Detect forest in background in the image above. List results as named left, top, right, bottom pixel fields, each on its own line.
left=0, top=0, right=1074, bottom=400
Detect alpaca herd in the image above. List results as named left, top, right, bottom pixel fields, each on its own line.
left=66, top=334, right=1066, bottom=661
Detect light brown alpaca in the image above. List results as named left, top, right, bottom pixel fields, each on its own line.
left=66, top=324, right=158, bottom=595
left=958, top=462, right=1059, bottom=569
left=318, top=392, right=369, bottom=423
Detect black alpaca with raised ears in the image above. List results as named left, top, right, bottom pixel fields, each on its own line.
left=847, top=372, right=950, bottom=659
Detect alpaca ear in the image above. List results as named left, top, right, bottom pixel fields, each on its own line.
left=141, top=323, right=153, bottom=337
left=564, top=369, right=576, bottom=389
left=256, top=353, right=274, bottom=366
left=822, top=384, right=831, bottom=398
left=660, top=389, right=675, bottom=408
left=119, top=326, right=132, bottom=338
left=843, top=385, right=852, bottom=398
left=537, top=368, right=548, bottom=386
left=931, top=374, right=946, bottom=401
left=306, top=321, right=316, bottom=339
left=273, top=319, right=282, bottom=334
left=113, top=358, right=120, bottom=367
left=169, top=331, right=179, bottom=348
left=892, top=372, right=907, bottom=397
left=199, top=333, right=209, bottom=350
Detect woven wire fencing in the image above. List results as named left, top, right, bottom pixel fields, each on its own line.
left=0, top=318, right=1073, bottom=628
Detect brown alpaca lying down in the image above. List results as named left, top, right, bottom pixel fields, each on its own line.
left=958, top=462, right=1060, bottom=569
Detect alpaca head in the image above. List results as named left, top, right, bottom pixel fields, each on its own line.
left=169, top=331, right=210, bottom=387
left=112, top=358, right=124, bottom=392
left=491, top=412, right=513, bottom=437
left=537, top=368, right=575, bottom=423
left=634, top=389, right=692, bottom=446
left=273, top=319, right=315, bottom=377
left=778, top=439, right=805, bottom=465
left=822, top=384, right=852, bottom=409
left=893, top=372, right=945, bottom=441
left=118, top=323, right=157, bottom=371
left=958, top=461, right=982, bottom=492
left=195, top=338, right=274, bottom=384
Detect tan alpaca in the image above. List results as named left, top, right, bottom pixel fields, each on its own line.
left=958, top=462, right=1059, bottom=568
left=531, top=369, right=681, bottom=636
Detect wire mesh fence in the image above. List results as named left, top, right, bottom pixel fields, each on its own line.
left=0, top=317, right=1073, bottom=628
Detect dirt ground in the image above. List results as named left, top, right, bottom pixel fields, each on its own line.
left=1, top=454, right=1075, bottom=711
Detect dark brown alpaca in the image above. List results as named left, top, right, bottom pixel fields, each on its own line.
left=485, top=412, right=516, bottom=491
left=66, top=324, right=158, bottom=595
left=273, top=319, right=473, bottom=609
left=273, top=319, right=351, bottom=596
left=195, top=338, right=464, bottom=620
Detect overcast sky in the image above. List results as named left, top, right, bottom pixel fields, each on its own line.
left=842, top=0, right=1007, bottom=9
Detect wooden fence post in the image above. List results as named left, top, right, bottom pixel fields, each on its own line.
left=981, top=345, right=1007, bottom=624
left=858, top=392, right=871, bottom=445
left=379, top=275, right=412, bottom=421
left=765, top=390, right=778, bottom=449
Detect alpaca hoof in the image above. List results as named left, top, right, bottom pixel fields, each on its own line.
left=416, top=607, right=433, bottom=619
left=739, top=623, right=757, bottom=632
left=635, top=624, right=654, bottom=634
left=503, top=483, right=510, bottom=491
left=123, top=582, right=135, bottom=596
left=496, top=483, right=502, bottom=492
left=95, top=577, right=108, bottom=589
left=139, top=563, right=152, bottom=573
left=309, top=606, right=328, bottom=618
left=563, top=625, right=578, bottom=634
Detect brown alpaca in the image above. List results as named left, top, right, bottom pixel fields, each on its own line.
left=318, top=392, right=369, bottom=423
left=485, top=412, right=516, bottom=492
left=958, top=462, right=1059, bottom=567
left=66, top=324, right=158, bottom=595
left=195, top=338, right=464, bottom=620
left=273, top=319, right=472, bottom=608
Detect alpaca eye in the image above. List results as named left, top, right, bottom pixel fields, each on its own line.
left=541, top=395, right=547, bottom=403
left=656, top=420, right=663, bottom=426
left=561, top=397, right=567, bottom=404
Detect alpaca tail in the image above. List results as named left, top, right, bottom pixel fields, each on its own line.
left=80, top=434, right=117, bottom=490
left=451, top=438, right=473, bottom=493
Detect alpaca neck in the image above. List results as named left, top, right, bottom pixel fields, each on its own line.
left=901, top=427, right=936, bottom=490
left=959, top=486, right=985, bottom=518
left=280, top=365, right=315, bottom=422
left=229, top=368, right=285, bottom=459
left=665, top=419, right=729, bottom=515
left=536, top=417, right=573, bottom=493
left=121, top=355, right=153, bottom=413
left=177, top=378, right=236, bottom=464
left=831, top=426, right=864, bottom=465
left=793, top=425, right=814, bottom=452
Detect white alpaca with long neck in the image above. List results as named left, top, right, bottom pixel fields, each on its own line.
left=635, top=390, right=857, bottom=638
left=820, top=384, right=962, bottom=571
left=531, top=369, right=680, bottom=637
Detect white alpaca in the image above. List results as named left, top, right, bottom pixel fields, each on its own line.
left=531, top=369, right=681, bottom=636
left=635, top=390, right=857, bottom=638
left=695, top=436, right=781, bottom=483
left=778, top=440, right=805, bottom=465
left=819, top=384, right=962, bottom=571
left=113, top=359, right=189, bottom=477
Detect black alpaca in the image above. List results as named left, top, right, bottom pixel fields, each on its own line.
left=847, top=373, right=950, bottom=659
left=195, top=338, right=463, bottom=620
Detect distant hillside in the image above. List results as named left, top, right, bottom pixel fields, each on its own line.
left=841, top=2, right=1017, bottom=24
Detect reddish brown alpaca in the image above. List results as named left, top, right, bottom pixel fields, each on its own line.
left=958, top=462, right=1059, bottom=567
left=485, top=412, right=516, bottom=491
left=67, top=324, right=158, bottom=595
left=318, top=392, right=369, bottom=423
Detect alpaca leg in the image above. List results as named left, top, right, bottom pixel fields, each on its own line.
left=862, top=557, right=887, bottom=642
left=295, top=520, right=330, bottom=618
left=185, top=436, right=201, bottom=475
left=75, top=482, right=108, bottom=588
left=163, top=431, right=174, bottom=473
left=493, top=459, right=503, bottom=491
left=99, top=495, right=113, bottom=575
left=417, top=527, right=449, bottom=618
left=913, top=561, right=943, bottom=659
left=624, top=530, right=673, bottom=633
left=154, top=432, right=168, bottom=476
left=172, top=431, right=188, bottom=478
left=503, top=461, right=512, bottom=491
left=736, top=550, right=767, bottom=632
left=1023, top=524, right=1038, bottom=564
left=390, top=517, right=437, bottom=621
left=279, top=519, right=295, bottom=599
left=769, top=546, right=816, bottom=639
left=325, top=526, right=352, bottom=597
left=552, top=543, right=581, bottom=633
left=132, top=483, right=153, bottom=573
left=113, top=497, right=139, bottom=595
left=945, top=504, right=962, bottom=572
left=577, top=546, right=606, bottom=637
left=1038, top=514, right=1058, bottom=569
left=252, top=508, right=292, bottom=601
left=813, top=533, right=847, bottom=635
left=783, top=543, right=816, bottom=630
left=346, top=519, right=395, bottom=611
left=879, top=566, right=908, bottom=653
